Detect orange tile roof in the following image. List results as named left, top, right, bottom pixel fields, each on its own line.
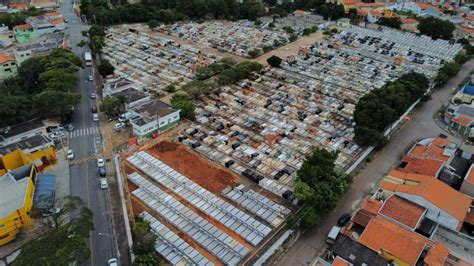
left=45, top=11, right=61, bottom=17
left=9, top=3, right=28, bottom=10
left=379, top=195, right=425, bottom=229
left=52, top=18, right=64, bottom=25
left=402, top=18, right=418, bottom=24
left=408, top=138, right=451, bottom=162
left=342, top=0, right=357, bottom=5
left=424, top=242, right=449, bottom=266
left=382, top=170, right=471, bottom=223
left=293, top=10, right=306, bottom=15
left=465, top=14, right=474, bottom=21
left=452, top=114, right=473, bottom=128
left=357, top=2, right=382, bottom=8
left=0, top=54, right=15, bottom=64
left=398, top=156, right=444, bottom=177
left=358, top=10, right=368, bottom=16
left=352, top=209, right=374, bottom=227
left=332, top=256, right=351, bottom=266
left=459, top=25, right=474, bottom=36
left=369, top=10, right=382, bottom=17
left=14, top=24, right=32, bottom=31
left=361, top=198, right=382, bottom=214
left=359, top=216, right=431, bottom=265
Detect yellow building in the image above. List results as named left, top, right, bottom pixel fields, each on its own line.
left=0, top=147, right=56, bottom=176
left=0, top=164, right=38, bottom=246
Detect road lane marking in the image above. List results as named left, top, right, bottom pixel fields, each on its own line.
left=69, top=155, right=98, bottom=165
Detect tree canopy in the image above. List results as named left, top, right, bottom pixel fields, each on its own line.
left=354, top=72, right=429, bottom=147
left=290, top=149, right=350, bottom=229
left=100, top=95, right=126, bottom=118
left=98, top=59, right=115, bottom=77
left=267, top=55, right=282, bottom=67
left=417, top=17, right=455, bottom=40
left=13, top=196, right=94, bottom=266
left=377, top=17, right=402, bottom=29
left=0, top=49, right=82, bottom=127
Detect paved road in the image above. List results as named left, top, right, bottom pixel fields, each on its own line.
left=61, top=1, right=118, bottom=265
left=277, top=60, right=474, bottom=266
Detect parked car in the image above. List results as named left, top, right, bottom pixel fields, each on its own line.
left=67, top=124, right=74, bottom=131
left=42, top=207, right=61, bottom=217
left=88, top=75, right=93, bottom=81
left=90, top=92, right=96, bottom=99
left=93, top=113, right=99, bottom=122
left=67, top=149, right=74, bottom=160
left=113, top=122, right=126, bottom=131
left=100, top=178, right=108, bottom=189
left=91, top=106, right=97, bottom=113
left=97, top=157, right=105, bottom=168
left=327, top=226, right=341, bottom=244
left=338, top=213, right=351, bottom=226
left=98, top=166, right=106, bottom=177
left=108, top=258, right=118, bottom=266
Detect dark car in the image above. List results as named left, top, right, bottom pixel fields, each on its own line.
left=98, top=166, right=106, bottom=177
left=338, top=213, right=351, bottom=226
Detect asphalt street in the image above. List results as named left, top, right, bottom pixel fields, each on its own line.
left=60, top=1, right=118, bottom=265
left=276, top=59, right=474, bottom=266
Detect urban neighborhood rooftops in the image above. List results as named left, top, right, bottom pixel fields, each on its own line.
left=332, top=235, right=389, bottom=266
left=0, top=53, right=15, bottom=64
left=382, top=170, right=471, bottom=224
left=378, top=195, right=425, bottom=230
left=0, top=118, right=45, bottom=141
left=359, top=216, right=447, bottom=265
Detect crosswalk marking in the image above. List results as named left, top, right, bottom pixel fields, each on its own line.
left=69, top=127, right=99, bottom=138
left=69, top=155, right=98, bottom=165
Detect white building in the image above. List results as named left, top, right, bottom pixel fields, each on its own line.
left=130, top=100, right=180, bottom=138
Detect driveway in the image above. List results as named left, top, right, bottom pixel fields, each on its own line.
left=276, top=59, right=474, bottom=266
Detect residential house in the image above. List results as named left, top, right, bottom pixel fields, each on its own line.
left=130, top=100, right=180, bottom=138
left=14, top=32, right=67, bottom=65
left=0, top=164, right=38, bottom=246
left=0, top=53, right=17, bottom=80
left=0, top=25, right=15, bottom=48
left=30, top=0, right=59, bottom=11
left=416, top=3, right=444, bottom=18
left=453, top=81, right=474, bottom=104
left=111, top=88, right=150, bottom=111
left=444, top=104, right=474, bottom=138
left=358, top=216, right=450, bottom=266
left=0, top=119, right=54, bottom=156
left=14, top=24, right=39, bottom=43
left=401, top=18, right=419, bottom=33
left=26, top=12, right=65, bottom=36
left=377, top=170, right=472, bottom=232
left=102, top=78, right=140, bottom=98
left=340, top=0, right=357, bottom=13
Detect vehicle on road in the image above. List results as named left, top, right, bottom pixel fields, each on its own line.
left=113, top=122, right=126, bottom=131
left=100, top=178, right=108, bottom=189
left=338, top=213, right=351, bottom=226
left=118, top=112, right=136, bottom=123
left=93, top=113, right=99, bottom=122
left=108, top=258, right=118, bottom=266
left=84, top=52, right=92, bottom=66
left=99, top=166, right=106, bottom=177
left=327, top=226, right=341, bottom=244
left=67, top=149, right=74, bottom=160
left=88, top=75, right=93, bottom=81
left=42, top=207, right=61, bottom=217
left=67, top=124, right=74, bottom=131
left=90, top=92, right=96, bottom=99
left=97, top=157, right=105, bottom=167
left=91, top=106, right=97, bottom=113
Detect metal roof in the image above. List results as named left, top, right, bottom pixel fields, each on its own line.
left=33, top=173, right=56, bottom=210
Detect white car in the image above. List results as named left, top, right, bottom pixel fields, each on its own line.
left=90, top=92, right=96, bottom=99
left=67, top=149, right=74, bottom=160
left=97, top=157, right=105, bottom=168
left=108, top=258, right=118, bottom=266
left=88, top=75, right=93, bottom=81
left=100, top=178, right=108, bottom=189
left=113, top=122, right=125, bottom=131
left=93, top=113, right=99, bottom=122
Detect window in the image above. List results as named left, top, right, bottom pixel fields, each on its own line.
left=5, top=68, right=11, bottom=72
left=173, top=115, right=178, bottom=120
left=0, top=234, right=9, bottom=240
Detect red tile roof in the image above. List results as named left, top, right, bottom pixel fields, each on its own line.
left=424, top=242, right=449, bottom=266
left=9, top=3, right=28, bottom=10
left=342, top=0, right=357, bottom=5
left=379, top=195, right=425, bottom=229
left=45, top=11, right=61, bottom=17
left=332, top=256, right=351, bottom=266
left=14, top=24, right=32, bottom=31
left=352, top=198, right=382, bottom=227
left=361, top=198, right=382, bottom=214
left=465, top=165, right=474, bottom=184
left=357, top=2, right=382, bottom=8
left=397, top=156, right=444, bottom=177
left=52, top=18, right=64, bottom=25
left=465, top=14, right=474, bottom=21
left=408, top=138, right=451, bottom=162
left=0, top=54, right=15, bottom=64
left=382, top=170, right=471, bottom=224
left=293, top=10, right=306, bottom=15
left=402, top=18, right=418, bottom=24
left=359, top=216, right=432, bottom=265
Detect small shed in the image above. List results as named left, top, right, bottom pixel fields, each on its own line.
left=33, top=173, right=56, bottom=211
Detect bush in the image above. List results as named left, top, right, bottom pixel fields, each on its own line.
left=267, top=55, right=282, bottom=67
left=165, top=83, right=176, bottom=93
left=98, top=59, right=115, bottom=77
left=248, top=48, right=262, bottom=58
left=282, top=26, right=294, bottom=34
left=171, top=92, right=195, bottom=120
left=217, top=61, right=263, bottom=85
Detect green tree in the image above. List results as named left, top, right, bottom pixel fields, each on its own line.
left=417, top=17, right=455, bottom=40
left=13, top=197, right=93, bottom=266
left=282, top=25, right=294, bottom=33
left=77, top=40, right=88, bottom=47
left=165, top=82, right=177, bottom=92
left=248, top=48, right=262, bottom=58
left=33, top=91, right=81, bottom=119
left=39, top=69, right=79, bottom=92
left=100, top=95, right=126, bottom=118
left=148, top=19, right=160, bottom=29
left=267, top=55, right=282, bottom=67
left=132, top=218, right=157, bottom=255
left=133, top=252, right=160, bottom=266
left=98, top=59, right=115, bottom=77
left=377, top=17, right=402, bottom=29
left=182, top=80, right=216, bottom=99
left=171, top=92, right=196, bottom=120
left=436, top=61, right=461, bottom=84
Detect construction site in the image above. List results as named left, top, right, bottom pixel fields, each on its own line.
left=122, top=136, right=292, bottom=265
